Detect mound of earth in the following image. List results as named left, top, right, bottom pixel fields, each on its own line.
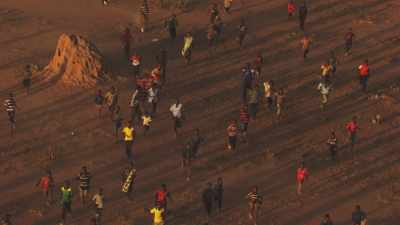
left=42, top=34, right=106, bottom=87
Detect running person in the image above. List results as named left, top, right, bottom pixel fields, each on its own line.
left=238, top=19, right=248, bottom=48
left=345, top=28, right=355, bottom=56
left=301, top=35, right=311, bottom=59
left=239, top=105, right=250, bottom=143
left=94, top=89, right=104, bottom=118
left=36, top=170, right=55, bottom=205
left=358, top=60, right=370, bottom=92
left=296, top=162, right=309, bottom=195
left=142, top=111, right=152, bottom=135
left=346, top=116, right=358, bottom=152
left=92, top=188, right=104, bottom=225
left=169, top=99, right=184, bottom=137
left=214, top=177, right=224, bottom=213
left=155, top=184, right=172, bottom=212
left=122, top=121, right=135, bottom=162
left=182, top=32, right=194, bottom=64
left=317, top=80, right=332, bottom=110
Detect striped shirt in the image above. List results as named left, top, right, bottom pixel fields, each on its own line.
left=247, top=191, right=262, bottom=204
left=239, top=108, right=250, bottom=124
left=4, top=98, right=16, bottom=112
left=78, top=172, right=91, bottom=189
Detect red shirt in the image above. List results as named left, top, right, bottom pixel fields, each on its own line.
left=346, top=121, right=358, bottom=133
left=358, top=64, right=369, bottom=77
left=288, top=3, right=296, bottom=13
left=239, top=108, right=250, bottom=123
left=297, top=168, right=308, bottom=182
left=156, top=190, right=168, bottom=203
left=39, top=176, right=50, bottom=191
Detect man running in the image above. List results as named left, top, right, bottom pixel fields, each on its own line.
left=345, top=28, right=355, bottom=56
left=155, top=184, right=172, bottom=212
left=298, top=2, right=308, bottom=31
left=209, top=3, right=220, bottom=23
left=320, top=61, right=333, bottom=83
left=76, top=166, right=91, bottom=205
left=130, top=53, right=142, bottom=78
left=288, top=0, right=296, bottom=18
left=165, top=14, right=178, bottom=40
left=121, top=28, right=133, bottom=59
left=326, top=131, right=338, bottom=161
left=92, top=188, right=104, bottom=225
left=301, top=35, right=311, bottom=59
left=358, top=60, right=370, bottom=92
left=226, top=120, right=238, bottom=150
left=122, top=121, right=135, bottom=162
left=169, top=99, right=184, bottom=137
left=317, top=80, right=332, bottom=110
left=142, top=111, right=152, bottom=135
left=296, top=162, right=309, bottom=195
left=149, top=203, right=165, bottom=225
left=246, top=186, right=263, bottom=225
left=60, top=181, right=73, bottom=225
left=182, top=32, right=194, bottom=64
left=346, top=116, right=358, bottom=152
left=156, top=47, right=168, bottom=83
left=238, top=19, right=248, bottom=48
left=4, top=93, right=18, bottom=136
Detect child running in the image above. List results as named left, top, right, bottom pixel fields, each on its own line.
left=142, top=111, right=152, bottom=135
left=226, top=120, right=238, bottom=150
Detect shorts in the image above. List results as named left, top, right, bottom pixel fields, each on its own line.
left=239, top=122, right=248, bottom=132
left=80, top=188, right=89, bottom=198
left=62, top=202, right=72, bottom=212
left=228, top=136, right=237, bottom=148
left=174, top=117, right=182, bottom=128
left=7, top=111, right=15, bottom=123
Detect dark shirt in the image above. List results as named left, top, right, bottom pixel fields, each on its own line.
left=299, top=5, right=308, bottom=18
left=202, top=187, right=214, bottom=205
left=214, top=184, right=223, bottom=200
left=352, top=210, right=366, bottom=225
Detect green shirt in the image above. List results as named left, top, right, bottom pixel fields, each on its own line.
left=61, top=187, right=72, bottom=203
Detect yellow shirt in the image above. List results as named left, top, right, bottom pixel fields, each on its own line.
left=150, top=208, right=164, bottom=223
left=142, top=116, right=152, bottom=126
left=122, top=127, right=134, bottom=141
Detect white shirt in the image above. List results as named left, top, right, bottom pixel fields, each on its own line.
left=92, top=194, right=104, bottom=208
left=317, top=83, right=331, bottom=95
left=169, top=103, right=183, bottom=118
left=129, top=90, right=139, bottom=107
left=148, top=88, right=159, bottom=103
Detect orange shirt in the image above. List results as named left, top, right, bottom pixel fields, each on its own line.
left=358, top=64, right=369, bottom=77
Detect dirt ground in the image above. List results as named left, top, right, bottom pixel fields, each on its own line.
left=1, top=0, right=400, bottom=225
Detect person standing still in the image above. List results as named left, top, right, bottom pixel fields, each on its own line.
left=246, top=186, right=263, bottom=225
left=77, top=166, right=91, bottom=205
left=165, top=14, right=178, bottom=40
left=239, top=105, right=250, bottom=143
left=298, top=2, right=308, bottom=31
left=60, top=181, right=73, bottom=225
left=344, top=28, right=355, bottom=56
left=121, top=28, right=133, bottom=59
left=326, top=131, right=338, bottom=161
left=352, top=205, right=367, bottom=225
left=214, top=178, right=224, bottom=213
left=275, top=89, right=286, bottom=119
left=263, top=80, right=274, bottom=110
left=122, top=121, right=135, bottom=162
left=36, top=170, right=55, bottom=205
left=226, top=120, right=238, bottom=150
left=202, top=183, right=214, bottom=219
left=94, top=89, right=104, bottom=118
left=288, top=0, right=296, bottom=18
left=238, top=19, right=248, bottom=48
left=321, top=214, right=334, bottom=225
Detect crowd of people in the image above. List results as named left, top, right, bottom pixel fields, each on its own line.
left=2, top=1, right=377, bottom=225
